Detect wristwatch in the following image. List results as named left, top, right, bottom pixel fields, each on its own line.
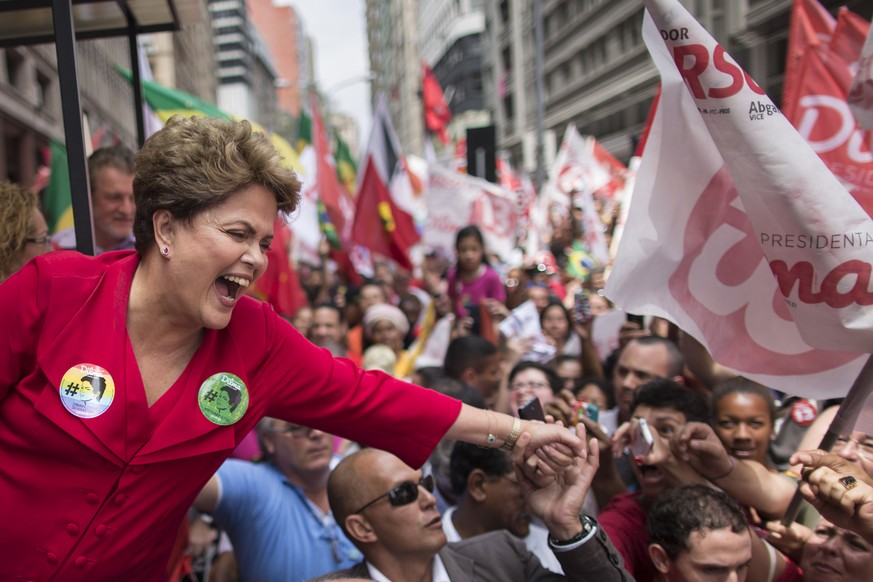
left=549, top=513, right=596, bottom=547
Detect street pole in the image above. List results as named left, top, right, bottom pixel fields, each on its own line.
left=534, top=0, right=546, bottom=192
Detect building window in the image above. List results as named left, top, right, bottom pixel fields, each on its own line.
left=4, top=49, right=24, bottom=90
left=503, top=93, right=514, bottom=120
left=36, top=71, right=53, bottom=111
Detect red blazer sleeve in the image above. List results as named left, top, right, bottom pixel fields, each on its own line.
left=252, top=302, right=462, bottom=469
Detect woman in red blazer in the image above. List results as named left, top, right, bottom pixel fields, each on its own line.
left=0, top=116, right=585, bottom=581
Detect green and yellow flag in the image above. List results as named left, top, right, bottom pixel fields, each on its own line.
left=118, top=67, right=301, bottom=173
left=334, top=134, right=358, bottom=196
left=295, top=108, right=312, bottom=153
left=43, top=139, right=74, bottom=234
left=117, top=67, right=231, bottom=122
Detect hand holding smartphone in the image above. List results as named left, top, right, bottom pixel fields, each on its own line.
left=575, top=400, right=599, bottom=423
left=518, top=397, right=546, bottom=422
left=628, top=417, right=654, bottom=459
left=573, top=290, right=593, bottom=325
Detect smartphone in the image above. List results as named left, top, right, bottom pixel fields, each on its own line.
left=465, top=302, right=482, bottom=336
left=628, top=417, right=654, bottom=458
left=626, top=312, right=645, bottom=327
left=573, top=290, right=593, bottom=325
left=518, top=397, right=546, bottom=422
left=576, top=400, right=600, bottom=423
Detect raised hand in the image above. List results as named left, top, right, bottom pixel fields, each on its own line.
left=793, top=450, right=873, bottom=544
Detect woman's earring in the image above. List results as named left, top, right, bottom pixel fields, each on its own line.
left=161, top=246, right=170, bottom=257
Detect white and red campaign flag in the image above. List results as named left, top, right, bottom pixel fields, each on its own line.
left=540, top=125, right=614, bottom=266
left=424, top=164, right=518, bottom=262
left=785, top=3, right=872, bottom=215
left=591, top=139, right=627, bottom=200
left=606, top=0, right=872, bottom=398
left=351, top=94, right=421, bottom=271
left=849, top=17, right=873, bottom=129
left=496, top=151, right=522, bottom=191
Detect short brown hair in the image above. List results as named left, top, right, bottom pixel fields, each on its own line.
left=88, top=144, right=135, bottom=193
left=133, top=115, right=301, bottom=254
left=0, top=182, right=38, bottom=280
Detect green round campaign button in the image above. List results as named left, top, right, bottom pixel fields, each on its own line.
left=198, top=372, right=249, bottom=426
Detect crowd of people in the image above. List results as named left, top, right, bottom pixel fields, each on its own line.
left=1, top=115, right=872, bottom=582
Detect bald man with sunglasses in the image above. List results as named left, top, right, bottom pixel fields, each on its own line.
left=193, top=417, right=362, bottom=580
left=326, top=437, right=631, bottom=582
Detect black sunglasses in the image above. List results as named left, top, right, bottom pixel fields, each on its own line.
left=353, top=474, right=435, bottom=514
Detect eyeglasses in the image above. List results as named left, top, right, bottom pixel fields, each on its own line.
left=353, top=474, right=435, bottom=514
left=833, top=434, right=873, bottom=460
left=510, top=381, right=550, bottom=391
left=25, top=235, right=52, bottom=248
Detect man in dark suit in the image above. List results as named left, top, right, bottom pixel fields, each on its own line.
left=325, top=433, right=631, bottom=582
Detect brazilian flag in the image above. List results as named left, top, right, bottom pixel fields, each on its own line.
left=43, top=139, right=74, bottom=234
left=316, top=200, right=341, bottom=249
left=116, top=67, right=231, bottom=121
left=296, top=108, right=312, bottom=153
left=334, top=134, right=358, bottom=196
left=117, top=67, right=301, bottom=174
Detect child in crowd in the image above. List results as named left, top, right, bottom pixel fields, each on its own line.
left=447, top=225, right=505, bottom=333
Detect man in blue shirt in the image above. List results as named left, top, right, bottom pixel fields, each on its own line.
left=194, top=418, right=361, bottom=580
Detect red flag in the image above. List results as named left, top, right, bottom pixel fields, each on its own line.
left=422, top=61, right=452, bottom=144
left=783, top=0, right=835, bottom=117
left=311, top=91, right=353, bottom=241
left=829, top=8, right=869, bottom=62
left=785, top=4, right=872, bottom=215
left=249, top=217, right=307, bottom=318
left=351, top=95, right=421, bottom=270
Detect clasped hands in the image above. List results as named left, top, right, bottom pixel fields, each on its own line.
left=510, top=417, right=599, bottom=539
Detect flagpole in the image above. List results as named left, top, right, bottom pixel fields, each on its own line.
left=780, top=354, right=873, bottom=525
left=534, top=0, right=545, bottom=191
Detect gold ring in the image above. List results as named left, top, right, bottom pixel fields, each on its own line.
left=839, top=475, right=858, bottom=490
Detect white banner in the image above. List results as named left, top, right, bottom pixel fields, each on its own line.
left=424, top=165, right=519, bottom=262
left=288, top=146, right=322, bottom=264
left=606, top=1, right=870, bottom=398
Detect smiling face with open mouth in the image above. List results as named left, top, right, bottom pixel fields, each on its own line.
left=161, top=184, right=276, bottom=331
